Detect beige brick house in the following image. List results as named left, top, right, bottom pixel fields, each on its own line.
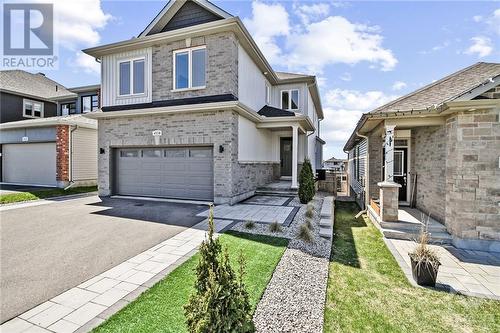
left=344, top=62, right=500, bottom=252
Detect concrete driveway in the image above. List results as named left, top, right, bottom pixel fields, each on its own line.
left=0, top=196, right=208, bottom=323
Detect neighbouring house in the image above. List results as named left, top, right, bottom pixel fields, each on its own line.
left=82, top=0, right=324, bottom=204
left=323, top=156, right=347, bottom=172
left=344, top=62, right=500, bottom=252
left=0, top=70, right=99, bottom=187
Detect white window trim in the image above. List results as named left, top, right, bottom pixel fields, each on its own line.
left=172, top=45, right=207, bottom=91
left=117, top=56, right=147, bottom=97
left=23, top=99, right=44, bottom=118
left=280, top=89, right=299, bottom=111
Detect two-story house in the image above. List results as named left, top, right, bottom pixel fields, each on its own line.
left=83, top=0, right=324, bottom=204
left=0, top=70, right=99, bottom=187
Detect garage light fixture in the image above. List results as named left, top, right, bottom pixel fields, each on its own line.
left=219, top=145, right=224, bottom=153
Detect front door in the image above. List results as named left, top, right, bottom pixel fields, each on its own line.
left=393, top=148, right=408, bottom=202
left=280, top=138, right=292, bottom=176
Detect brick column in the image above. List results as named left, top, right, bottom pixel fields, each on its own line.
left=56, top=125, right=70, bottom=187
left=378, top=181, right=401, bottom=222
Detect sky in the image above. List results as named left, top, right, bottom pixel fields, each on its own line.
left=7, top=0, right=500, bottom=159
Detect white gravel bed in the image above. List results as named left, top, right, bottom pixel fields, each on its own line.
left=231, top=192, right=333, bottom=332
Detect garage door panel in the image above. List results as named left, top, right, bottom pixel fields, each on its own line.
left=115, top=147, right=213, bottom=201
left=3, top=143, right=56, bottom=186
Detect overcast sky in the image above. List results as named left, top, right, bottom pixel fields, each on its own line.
left=19, top=0, right=500, bottom=158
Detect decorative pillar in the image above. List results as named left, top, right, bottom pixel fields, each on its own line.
left=291, top=125, right=298, bottom=189
left=384, top=125, right=396, bottom=182
left=378, top=181, right=401, bottom=221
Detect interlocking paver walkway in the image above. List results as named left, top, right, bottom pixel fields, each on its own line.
left=1, top=219, right=233, bottom=333
left=197, top=204, right=293, bottom=224
left=386, top=238, right=500, bottom=299
left=243, top=195, right=290, bottom=206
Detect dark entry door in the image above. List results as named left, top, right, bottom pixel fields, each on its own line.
left=393, top=147, right=408, bottom=201
left=280, top=138, right=292, bottom=176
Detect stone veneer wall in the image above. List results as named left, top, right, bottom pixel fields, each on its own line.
left=152, top=32, right=238, bottom=101
left=56, top=125, right=70, bottom=187
left=97, top=110, right=239, bottom=204
left=445, top=107, right=500, bottom=243
left=412, top=126, right=446, bottom=222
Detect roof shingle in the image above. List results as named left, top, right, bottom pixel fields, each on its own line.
left=0, top=70, right=76, bottom=100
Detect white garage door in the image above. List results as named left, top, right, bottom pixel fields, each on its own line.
left=3, top=143, right=57, bottom=186
left=115, top=147, right=214, bottom=201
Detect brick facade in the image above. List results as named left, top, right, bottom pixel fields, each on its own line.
left=152, top=32, right=238, bottom=102
left=56, top=125, right=70, bottom=184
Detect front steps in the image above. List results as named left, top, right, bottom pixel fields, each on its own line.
left=255, top=181, right=297, bottom=196
left=319, top=196, right=334, bottom=239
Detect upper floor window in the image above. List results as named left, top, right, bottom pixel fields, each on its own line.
left=61, top=102, right=76, bottom=116
left=23, top=99, right=43, bottom=118
left=265, top=84, right=271, bottom=104
left=119, top=58, right=145, bottom=96
left=281, top=89, right=299, bottom=110
left=82, top=95, right=99, bottom=113
left=173, top=46, right=206, bottom=90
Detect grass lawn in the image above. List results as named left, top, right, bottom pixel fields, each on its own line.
left=0, top=186, right=97, bottom=204
left=324, top=201, right=500, bottom=333
left=93, top=231, right=288, bottom=333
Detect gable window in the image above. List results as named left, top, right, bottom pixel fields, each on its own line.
left=119, top=58, right=145, bottom=96
left=61, top=102, right=76, bottom=116
left=173, top=46, right=206, bottom=90
left=23, top=99, right=43, bottom=118
left=281, top=89, right=299, bottom=110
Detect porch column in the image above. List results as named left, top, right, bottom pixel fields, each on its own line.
left=384, top=125, right=396, bottom=181
left=291, top=125, right=298, bottom=189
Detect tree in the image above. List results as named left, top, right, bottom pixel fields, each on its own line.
left=298, top=158, right=315, bottom=204
left=184, top=207, right=255, bottom=333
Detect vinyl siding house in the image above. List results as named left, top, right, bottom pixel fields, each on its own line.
left=344, top=62, right=500, bottom=252
left=0, top=70, right=99, bottom=187
left=83, top=0, right=324, bottom=205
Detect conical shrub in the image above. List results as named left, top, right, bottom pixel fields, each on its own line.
left=298, top=158, right=315, bottom=204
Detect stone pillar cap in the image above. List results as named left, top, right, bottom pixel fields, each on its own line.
left=377, top=181, right=402, bottom=188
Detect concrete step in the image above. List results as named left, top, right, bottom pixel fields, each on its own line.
left=319, top=227, right=332, bottom=239
left=255, top=190, right=297, bottom=196
left=320, top=197, right=334, bottom=218
left=382, top=229, right=452, bottom=245
left=380, top=221, right=447, bottom=233
left=320, top=218, right=333, bottom=228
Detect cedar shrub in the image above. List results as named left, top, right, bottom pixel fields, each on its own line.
left=298, top=158, right=315, bottom=204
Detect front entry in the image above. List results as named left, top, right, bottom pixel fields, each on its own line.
left=280, top=138, right=292, bottom=177
left=393, top=147, right=408, bottom=202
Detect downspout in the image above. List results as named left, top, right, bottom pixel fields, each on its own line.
left=64, top=125, right=78, bottom=190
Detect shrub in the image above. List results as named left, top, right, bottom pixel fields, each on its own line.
left=185, top=207, right=255, bottom=333
left=305, top=203, right=314, bottom=219
left=298, top=158, right=315, bottom=204
left=304, top=218, right=313, bottom=230
left=269, top=221, right=282, bottom=233
left=297, top=223, right=314, bottom=242
left=244, top=220, right=255, bottom=229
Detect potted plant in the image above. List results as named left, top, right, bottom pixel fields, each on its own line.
left=408, top=215, right=441, bottom=287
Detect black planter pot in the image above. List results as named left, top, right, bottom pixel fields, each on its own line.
left=409, top=256, right=440, bottom=287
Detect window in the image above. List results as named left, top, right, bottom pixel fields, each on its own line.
left=173, top=46, right=206, bottom=90
left=120, top=150, right=139, bottom=158
left=281, top=89, right=299, bottom=110
left=23, top=99, right=43, bottom=118
left=142, top=149, right=162, bottom=158
left=265, top=84, right=271, bottom=104
left=394, top=151, right=404, bottom=176
left=82, top=95, right=99, bottom=113
left=61, top=102, right=76, bottom=115
left=355, top=146, right=360, bottom=181
left=119, top=58, right=145, bottom=96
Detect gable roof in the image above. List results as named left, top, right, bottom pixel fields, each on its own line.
left=0, top=70, right=76, bottom=101
left=371, top=62, right=500, bottom=114
left=276, top=71, right=315, bottom=82
left=139, top=0, right=231, bottom=37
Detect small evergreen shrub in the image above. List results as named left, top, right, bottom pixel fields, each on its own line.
left=298, top=158, right=315, bottom=204
left=184, top=207, right=255, bottom=333
left=305, top=203, right=314, bottom=219
left=297, top=223, right=314, bottom=242
left=269, top=221, right=282, bottom=233
left=244, top=220, right=255, bottom=229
